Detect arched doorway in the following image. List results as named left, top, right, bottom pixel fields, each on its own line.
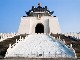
left=35, top=23, right=44, bottom=33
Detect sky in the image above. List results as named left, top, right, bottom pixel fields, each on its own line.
left=0, top=0, right=80, bottom=33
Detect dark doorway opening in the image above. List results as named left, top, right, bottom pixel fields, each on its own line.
left=35, top=23, right=44, bottom=33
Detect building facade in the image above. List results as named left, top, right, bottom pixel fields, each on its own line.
left=18, top=4, right=61, bottom=34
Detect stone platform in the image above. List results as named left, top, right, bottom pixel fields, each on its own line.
left=2, top=58, right=77, bottom=60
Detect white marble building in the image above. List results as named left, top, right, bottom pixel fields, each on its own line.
left=18, top=5, right=61, bottom=34
left=5, top=3, right=76, bottom=58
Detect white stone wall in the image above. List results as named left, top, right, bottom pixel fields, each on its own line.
left=18, top=16, right=61, bottom=34
left=18, top=17, right=30, bottom=34
left=30, top=18, right=49, bottom=34
left=42, top=16, right=61, bottom=34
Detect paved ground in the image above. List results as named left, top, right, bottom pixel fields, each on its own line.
left=1, top=58, right=77, bottom=60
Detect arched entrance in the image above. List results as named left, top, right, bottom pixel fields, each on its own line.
left=35, top=23, right=44, bottom=33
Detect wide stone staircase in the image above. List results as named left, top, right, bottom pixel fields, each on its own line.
left=0, top=34, right=26, bottom=58
left=0, top=33, right=80, bottom=59
left=50, top=33, right=80, bottom=58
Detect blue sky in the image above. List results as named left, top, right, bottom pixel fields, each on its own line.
left=0, top=0, right=80, bottom=33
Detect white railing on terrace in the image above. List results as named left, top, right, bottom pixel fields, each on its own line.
left=64, top=32, right=80, bottom=39
left=8, top=36, right=25, bottom=49
left=0, top=32, right=20, bottom=42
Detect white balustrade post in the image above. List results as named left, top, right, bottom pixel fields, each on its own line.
left=59, top=36, right=60, bottom=40
left=19, top=36, right=21, bottom=41
left=63, top=39, right=65, bottom=44
left=70, top=44, right=72, bottom=48
left=9, top=44, right=11, bottom=48
left=16, top=39, right=17, bottom=43
left=57, top=37, right=58, bottom=40
left=79, top=33, right=80, bottom=39
left=3, top=33, right=4, bottom=39
left=53, top=37, right=55, bottom=39
left=1, top=35, right=3, bottom=40
left=13, top=32, right=16, bottom=36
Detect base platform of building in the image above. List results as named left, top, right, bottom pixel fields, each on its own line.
left=3, top=58, right=77, bottom=60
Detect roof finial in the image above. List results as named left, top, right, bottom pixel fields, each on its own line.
left=38, top=3, right=41, bottom=7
